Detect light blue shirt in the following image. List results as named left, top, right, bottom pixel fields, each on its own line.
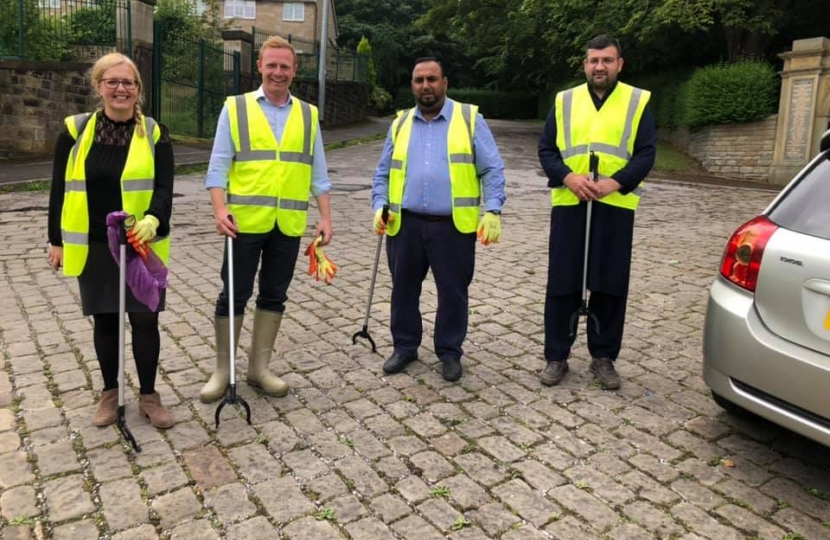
left=371, top=98, right=506, bottom=215
left=204, top=86, right=331, bottom=196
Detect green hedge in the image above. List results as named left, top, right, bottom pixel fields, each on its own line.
left=537, top=79, right=584, bottom=120
left=393, top=88, right=415, bottom=111
left=538, top=63, right=778, bottom=129
left=392, top=88, right=539, bottom=119
left=678, top=61, right=778, bottom=127
left=626, top=71, right=694, bottom=128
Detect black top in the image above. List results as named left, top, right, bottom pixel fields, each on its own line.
left=538, top=82, right=657, bottom=194
left=48, top=111, right=175, bottom=245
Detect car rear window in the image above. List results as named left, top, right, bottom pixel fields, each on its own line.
left=768, top=153, right=830, bottom=240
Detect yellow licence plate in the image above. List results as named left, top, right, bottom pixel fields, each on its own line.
left=825, top=307, right=830, bottom=330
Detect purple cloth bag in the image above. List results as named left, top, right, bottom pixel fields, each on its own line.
left=106, top=211, right=168, bottom=312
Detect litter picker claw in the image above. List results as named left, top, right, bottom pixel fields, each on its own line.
left=352, top=205, right=389, bottom=353
left=215, top=215, right=252, bottom=428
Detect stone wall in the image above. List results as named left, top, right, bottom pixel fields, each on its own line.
left=0, top=61, right=97, bottom=156
left=658, top=115, right=778, bottom=183
left=1, top=61, right=366, bottom=158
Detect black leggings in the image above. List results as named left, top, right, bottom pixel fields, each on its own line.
left=93, top=313, right=160, bottom=395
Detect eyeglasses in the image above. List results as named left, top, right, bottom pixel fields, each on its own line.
left=101, top=78, right=138, bottom=90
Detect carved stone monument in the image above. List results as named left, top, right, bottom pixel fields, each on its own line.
left=770, top=37, right=830, bottom=185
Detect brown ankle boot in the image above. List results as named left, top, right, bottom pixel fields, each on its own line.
left=138, top=392, right=175, bottom=429
left=93, top=389, right=119, bottom=427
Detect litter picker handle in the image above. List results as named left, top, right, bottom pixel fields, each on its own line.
left=589, top=152, right=599, bottom=182
left=381, top=204, right=389, bottom=225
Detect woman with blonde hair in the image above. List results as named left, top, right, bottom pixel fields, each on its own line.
left=47, top=52, right=176, bottom=428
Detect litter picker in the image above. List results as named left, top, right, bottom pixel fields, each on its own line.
left=352, top=205, right=389, bottom=352
left=215, top=215, right=252, bottom=428
left=568, top=152, right=602, bottom=337
left=117, top=216, right=140, bottom=452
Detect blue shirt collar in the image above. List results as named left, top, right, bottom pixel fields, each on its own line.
left=413, top=98, right=453, bottom=122
left=256, top=85, right=293, bottom=108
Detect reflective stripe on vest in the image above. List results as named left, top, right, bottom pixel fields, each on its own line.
left=226, top=92, right=316, bottom=235
left=61, top=113, right=167, bottom=276
left=386, top=100, right=480, bottom=235
left=552, top=83, right=649, bottom=211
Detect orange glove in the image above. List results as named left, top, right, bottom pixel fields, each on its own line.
left=304, top=235, right=338, bottom=284
left=124, top=215, right=149, bottom=260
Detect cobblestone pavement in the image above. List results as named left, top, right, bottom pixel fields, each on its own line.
left=2, top=120, right=829, bottom=540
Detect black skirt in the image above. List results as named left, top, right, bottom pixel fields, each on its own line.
left=78, top=242, right=166, bottom=316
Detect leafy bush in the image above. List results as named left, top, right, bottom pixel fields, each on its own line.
left=368, top=86, right=393, bottom=115
left=68, top=0, right=116, bottom=46
left=626, top=70, right=694, bottom=128
left=678, top=61, right=778, bottom=127
left=0, top=0, right=73, bottom=60
left=393, top=88, right=415, bottom=111
left=538, top=78, right=584, bottom=120
left=449, top=89, right=538, bottom=119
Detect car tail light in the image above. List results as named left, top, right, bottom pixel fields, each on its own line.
left=719, top=216, right=778, bottom=292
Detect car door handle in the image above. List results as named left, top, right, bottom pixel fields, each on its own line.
left=803, top=279, right=830, bottom=297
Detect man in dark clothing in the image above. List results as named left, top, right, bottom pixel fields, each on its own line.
left=538, top=34, right=656, bottom=389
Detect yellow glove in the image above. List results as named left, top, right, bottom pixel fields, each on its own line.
left=477, top=212, right=501, bottom=246
left=373, top=207, right=395, bottom=235
left=304, top=236, right=338, bottom=284
left=131, top=215, right=159, bottom=243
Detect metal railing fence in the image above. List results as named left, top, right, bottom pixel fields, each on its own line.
left=1, top=0, right=130, bottom=61
left=250, top=28, right=367, bottom=84
left=153, top=21, right=240, bottom=138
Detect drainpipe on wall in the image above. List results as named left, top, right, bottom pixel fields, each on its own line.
left=317, top=0, right=329, bottom=126
left=311, top=1, right=318, bottom=48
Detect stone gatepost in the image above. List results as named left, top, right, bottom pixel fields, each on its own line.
left=116, top=0, right=155, bottom=115
left=769, top=37, right=830, bottom=185
left=223, top=30, right=254, bottom=93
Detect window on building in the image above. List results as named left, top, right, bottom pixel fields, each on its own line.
left=38, top=0, right=60, bottom=8
left=283, top=2, right=304, bottom=21
left=194, top=0, right=207, bottom=16
left=224, top=0, right=255, bottom=19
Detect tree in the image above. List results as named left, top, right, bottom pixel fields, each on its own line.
left=336, top=0, right=438, bottom=93
left=655, top=0, right=781, bottom=60
left=356, top=35, right=376, bottom=87
left=0, top=0, right=72, bottom=60
left=420, top=0, right=829, bottom=92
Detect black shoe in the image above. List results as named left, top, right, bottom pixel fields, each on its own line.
left=540, top=361, right=569, bottom=386
left=383, top=353, right=417, bottom=374
left=442, top=357, right=463, bottom=381
left=589, top=357, right=621, bottom=390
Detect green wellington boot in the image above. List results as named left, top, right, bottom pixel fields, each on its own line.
left=246, top=309, right=289, bottom=397
left=199, top=315, right=243, bottom=403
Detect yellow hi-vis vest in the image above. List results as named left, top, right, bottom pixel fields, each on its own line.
left=61, top=112, right=167, bottom=277
left=226, top=93, right=317, bottom=235
left=552, top=82, right=650, bottom=210
left=387, top=100, right=480, bottom=236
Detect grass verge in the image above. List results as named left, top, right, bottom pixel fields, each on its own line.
left=0, top=180, right=50, bottom=193
left=653, top=141, right=696, bottom=173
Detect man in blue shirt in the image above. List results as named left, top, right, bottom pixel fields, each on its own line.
left=200, top=36, right=332, bottom=403
left=371, top=57, right=507, bottom=382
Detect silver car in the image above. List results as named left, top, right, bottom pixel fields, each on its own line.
left=703, top=129, right=830, bottom=447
